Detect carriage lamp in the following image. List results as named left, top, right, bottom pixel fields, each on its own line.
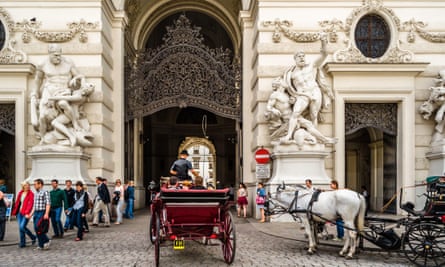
left=210, top=233, right=218, bottom=239
left=442, top=215, right=445, bottom=224
left=169, top=235, right=177, bottom=241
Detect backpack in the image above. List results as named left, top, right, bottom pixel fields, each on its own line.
left=36, top=216, right=50, bottom=235
left=124, top=188, right=129, bottom=201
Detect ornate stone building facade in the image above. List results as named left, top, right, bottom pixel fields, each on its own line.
left=0, top=0, right=444, bottom=213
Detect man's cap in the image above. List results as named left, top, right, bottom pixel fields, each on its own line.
left=180, top=150, right=189, bottom=156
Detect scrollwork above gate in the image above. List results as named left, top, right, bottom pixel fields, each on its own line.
left=345, top=103, right=397, bottom=136
left=126, top=15, right=241, bottom=120
left=0, top=104, right=15, bottom=135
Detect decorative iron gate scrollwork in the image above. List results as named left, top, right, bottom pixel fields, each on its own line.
left=126, top=15, right=241, bottom=120
left=0, top=104, right=15, bottom=135
left=345, top=103, right=397, bottom=136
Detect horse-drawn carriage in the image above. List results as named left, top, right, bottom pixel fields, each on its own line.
left=265, top=176, right=445, bottom=267
left=148, top=184, right=236, bottom=267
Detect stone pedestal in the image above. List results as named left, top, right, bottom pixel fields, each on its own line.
left=265, top=144, right=331, bottom=222
left=426, top=141, right=445, bottom=176
left=27, top=148, right=91, bottom=185
left=267, top=144, right=331, bottom=186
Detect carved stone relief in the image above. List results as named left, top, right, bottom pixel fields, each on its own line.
left=0, top=8, right=26, bottom=63
left=0, top=104, right=15, bottom=135
left=403, top=19, right=445, bottom=43
left=15, top=19, right=98, bottom=43
left=419, top=70, right=445, bottom=143
left=126, top=15, right=240, bottom=120
left=345, top=103, right=397, bottom=136
left=262, top=0, right=421, bottom=63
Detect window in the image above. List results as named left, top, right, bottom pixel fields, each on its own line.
left=355, top=14, right=390, bottom=58
left=0, top=20, right=5, bottom=50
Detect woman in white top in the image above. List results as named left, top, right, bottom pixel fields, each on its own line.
left=113, top=179, right=125, bottom=224
left=237, top=183, right=248, bottom=218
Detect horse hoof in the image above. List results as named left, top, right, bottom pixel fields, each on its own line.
left=307, top=250, right=314, bottom=255
left=339, top=252, right=345, bottom=257
left=346, top=255, right=354, bottom=260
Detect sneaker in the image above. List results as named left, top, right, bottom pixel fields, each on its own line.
left=31, top=238, right=37, bottom=245
left=332, top=237, right=344, bottom=242
left=43, top=241, right=50, bottom=250
left=34, top=247, right=42, bottom=251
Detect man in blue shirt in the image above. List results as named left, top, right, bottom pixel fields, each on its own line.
left=170, top=150, right=198, bottom=181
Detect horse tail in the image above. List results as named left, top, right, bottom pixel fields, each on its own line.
left=356, top=194, right=366, bottom=232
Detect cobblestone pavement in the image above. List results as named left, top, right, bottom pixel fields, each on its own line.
left=0, top=209, right=413, bottom=267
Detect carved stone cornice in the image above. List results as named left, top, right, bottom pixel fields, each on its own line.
left=0, top=104, right=15, bottom=135
left=0, top=8, right=26, bottom=63
left=403, top=19, right=445, bottom=43
left=262, top=19, right=321, bottom=43
left=15, top=19, right=99, bottom=43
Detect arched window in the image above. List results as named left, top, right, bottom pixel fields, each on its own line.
left=355, top=14, right=390, bottom=58
left=0, top=20, right=5, bottom=50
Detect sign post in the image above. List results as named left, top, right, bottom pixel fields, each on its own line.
left=255, top=148, right=271, bottom=179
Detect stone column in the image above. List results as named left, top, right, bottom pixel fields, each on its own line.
left=369, top=140, right=384, bottom=211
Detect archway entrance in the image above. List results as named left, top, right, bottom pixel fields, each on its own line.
left=126, top=12, right=241, bottom=203
left=345, top=103, right=398, bottom=213
left=0, top=103, right=15, bottom=194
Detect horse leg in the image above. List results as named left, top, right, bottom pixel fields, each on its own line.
left=339, top=228, right=350, bottom=257
left=346, top=230, right=358, bottom=259
left=302, top=218, right=316, bottom=254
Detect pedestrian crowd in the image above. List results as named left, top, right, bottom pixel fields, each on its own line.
left=0, top=177, right=135, bottom=250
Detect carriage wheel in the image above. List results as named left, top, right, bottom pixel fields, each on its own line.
left=154, top=214, right=161, bottom=267
left=149, top=213, right=156, bottom=244
left=221, top=212, right=236, bottom=264
left=402, top=222, right=445, bottom=267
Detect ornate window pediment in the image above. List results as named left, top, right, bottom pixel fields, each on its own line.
left=334, top=0, right=412, bottom=63
left=0, top=7, right=26, bottom=63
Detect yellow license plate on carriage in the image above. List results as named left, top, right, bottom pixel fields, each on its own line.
left=173, top=240, right=185, bottom=250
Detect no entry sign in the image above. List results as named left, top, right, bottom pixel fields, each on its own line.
left=255, top=148, right=270, bottom=164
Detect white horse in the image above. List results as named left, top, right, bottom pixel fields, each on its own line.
left=269, top=184, right=366, bottom=259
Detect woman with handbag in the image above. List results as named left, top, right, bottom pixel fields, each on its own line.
left=256, top=182, right=267, bottom=223
left=113, top=179, right=125, bottom=225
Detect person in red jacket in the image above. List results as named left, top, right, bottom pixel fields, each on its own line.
left=12, top=181, right=36, bottom=248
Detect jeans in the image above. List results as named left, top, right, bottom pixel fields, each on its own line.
left=50, top=207, right=64, bottom=236
left=115, top=200, right=124, bottom=223
left=17, top=213, right=36, bottom=247
left=64, top=208, right=73, bottom=229
left=336, top=218, right=344, bottom=238
left=73, top=209, right=84, bottom=239
left=0, top=217, right=5, bottom=241
left=124, top=199, right=134, bottom=219
left=33, top=211, right=49, bottom=248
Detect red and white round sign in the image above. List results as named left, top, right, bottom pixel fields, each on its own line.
left=255, top=148, right=270, bottom=164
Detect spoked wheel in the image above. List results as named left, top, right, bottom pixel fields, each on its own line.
left=402, top=222, right=445, bottom=267
left=154, top=214, right=161, bottom=267
left=221, top=212, right=236, bottom=264
left=149, top=213, right=156, bottom=244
